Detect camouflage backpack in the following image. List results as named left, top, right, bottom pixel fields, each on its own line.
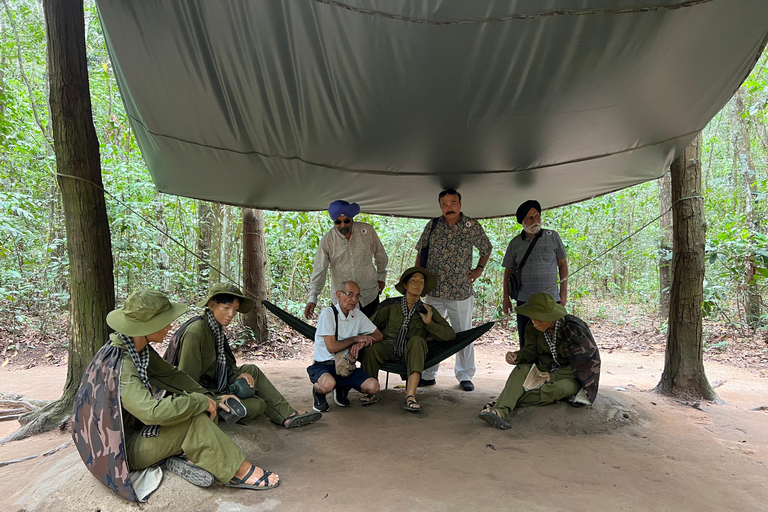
left=561, top=314, right=601, bottom=404
left=72, top=343, right=143, bottom=502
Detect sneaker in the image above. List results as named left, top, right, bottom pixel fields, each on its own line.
left=164, top=455, right=214, bottom=487
left=333, top=387, right=351, bottom=407
left=312, top=388, right=330, bottom=412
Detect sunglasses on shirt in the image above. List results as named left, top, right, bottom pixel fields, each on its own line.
left=334, top=218, right=352, bottom=225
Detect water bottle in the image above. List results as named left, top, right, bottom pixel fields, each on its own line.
left=228, top=377, right=255, bottom=399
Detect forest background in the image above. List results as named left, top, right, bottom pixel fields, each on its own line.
left=1, top=1, right=767, bottom=358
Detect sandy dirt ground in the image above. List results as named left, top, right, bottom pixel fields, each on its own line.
left=0, top=345, right=767, bottom=512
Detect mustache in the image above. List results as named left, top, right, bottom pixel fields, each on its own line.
left=445, top=210, right=457, bottom=215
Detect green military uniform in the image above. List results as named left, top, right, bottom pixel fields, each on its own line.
left=178, top=319, right=294, bottom=425
left=361, top=297, right=456, bottom=377
left=492, top=321, right=580, bottom=420
left=113, top=334, right=246, bottom=483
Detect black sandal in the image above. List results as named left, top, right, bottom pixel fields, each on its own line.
left=403, top=394, right=421, bottom=413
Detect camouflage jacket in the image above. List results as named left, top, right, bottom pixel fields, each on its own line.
left=516, top=314, right=601, bottom=403
left=72, top=334, right=213, bottom=502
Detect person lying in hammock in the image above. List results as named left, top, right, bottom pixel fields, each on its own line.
left=72, top=289, right=279, bottom=501
left=169, top=283, right=321, bottom=429
left=360, top=267, right=456, bottom=412
left=479, top=292, right=601, bottom=430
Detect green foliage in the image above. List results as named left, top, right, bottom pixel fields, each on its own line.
left=0, top=1, right=767, bottom=341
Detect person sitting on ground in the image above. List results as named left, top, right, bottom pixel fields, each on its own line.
left=172, top=283, right=321, bottom=429
left=72, top=289, right=279, bottom=500
left=308, top=280, right=383, bottom=412
left=479, top=292, right=601, bottom=430
left=360, top=267, right=456, bottom=412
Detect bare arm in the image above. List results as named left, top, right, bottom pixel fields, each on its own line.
left=322, top=328, right=383, bottom=354
left=502, top=267, right=513, bottom=315
left=557, top=258, right=568, bottom=306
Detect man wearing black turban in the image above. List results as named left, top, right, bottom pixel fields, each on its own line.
left=502, top=200, right=569, bottom=348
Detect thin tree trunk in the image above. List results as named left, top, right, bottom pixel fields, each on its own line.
left=210, top=203, right=223, bottom=284
left=732, top=90, right=761, bottom=326
left=221, top=206, right=232, bottom=281
left=4, top=0, right=115, bottom=442
left=658, top=172, right=673, bottom=321
left=196, top=200, right=213, bottom=289
left=242, top=209, right=268, bottom=343
left=655, top=135, right=718, bottom=402
left=154, top=192, right=170, bottom=291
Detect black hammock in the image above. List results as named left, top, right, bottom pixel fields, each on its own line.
left=262, top=300, right=494, bottom=386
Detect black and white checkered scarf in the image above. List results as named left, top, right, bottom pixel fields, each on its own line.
left=543, top=319, right=563, bottom=371
left=395, top=297, right=421, bottom=358
left=204, top=309, right=230, bottom=394
left=118, top=333, right=160, bottom=438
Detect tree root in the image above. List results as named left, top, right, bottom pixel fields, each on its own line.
left=0, top=396, right=73, bottom=444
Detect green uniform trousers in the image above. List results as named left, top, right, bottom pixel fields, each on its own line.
left=125, top=413, right=246, bottom=483
left=360, top=337, right=428, bottom=378
left=493, top=364, right=580, bottom=420
left=236, top=363, right=294, bottom=426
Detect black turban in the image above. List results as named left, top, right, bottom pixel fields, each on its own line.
left=516, top=200, right=541, bottom=224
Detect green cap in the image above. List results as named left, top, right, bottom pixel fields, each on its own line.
left=395, top=267, right=436, bottom=296
left=197, top=282, right=254, bottom=314
left=106, top=289, right=188, bottom=337
left=514, top=292, right=566, bottom=321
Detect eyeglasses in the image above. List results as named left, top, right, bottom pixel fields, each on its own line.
left=334, top=218, right=352, bottom=225
left=338, top=290, right=362, bottom=299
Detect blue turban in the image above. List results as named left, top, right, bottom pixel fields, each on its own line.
left=328, top=200, right=361, bottom=220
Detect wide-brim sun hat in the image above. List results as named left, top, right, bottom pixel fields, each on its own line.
left=514, top=292, right=566, bottom=321
left=197, top=282, right=254, bottom=314
left=395, top=267, right=436, bottom=296
left=107, top=289, right=188, bottom=337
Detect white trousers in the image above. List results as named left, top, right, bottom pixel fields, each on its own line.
left=421, top=295, right=475, bottom=382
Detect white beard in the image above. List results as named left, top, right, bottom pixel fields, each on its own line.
left=523, top=223, right=541, bottom=235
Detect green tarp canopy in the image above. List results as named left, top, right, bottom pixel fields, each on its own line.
left=95, top=0, right=768, bottom=218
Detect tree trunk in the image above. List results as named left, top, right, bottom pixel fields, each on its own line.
left=196, top=200, right=213, bottom=289
left=242, top=208, right=268, bottom=343
left=731, top=90, right=761, bottom=327
left=210, top=203, right=223, bottom=284
left=654, top=135, right=718, bottom=402
left=3, top=0, right=115, bottom=442
left=154, top=192, right=170, bottom=291
left=658, top=172, right=673, bottom=321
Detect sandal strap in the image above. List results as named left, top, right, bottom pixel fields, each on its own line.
left=253, top=470, right=272, bottom=487
left=232, top=464, right=256, bottom=485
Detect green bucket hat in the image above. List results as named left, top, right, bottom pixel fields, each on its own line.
left=515, top=292, right=567, bottom=321
left=106, top=289, right=188, bottom=337
left=197, top=282, right=254, bottom=314
left=395, top=267, right=436, bottom=296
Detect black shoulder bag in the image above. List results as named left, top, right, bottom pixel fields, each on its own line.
left=508, top=231, right=542, bottom=300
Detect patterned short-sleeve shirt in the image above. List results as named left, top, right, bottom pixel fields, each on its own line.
left=415, top=213, right=492, bottom=301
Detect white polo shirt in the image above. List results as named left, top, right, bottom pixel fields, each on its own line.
left=313, top=305, right=377, bottom=362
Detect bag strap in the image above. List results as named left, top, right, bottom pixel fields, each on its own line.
left=331, top=304, right=339, bottom=340
left=419, top=217, right=441, bottom=266
left=517, top=230, right=543, bottom=271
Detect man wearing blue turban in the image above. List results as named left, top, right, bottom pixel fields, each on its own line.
left=305, top=200, right=389, bottom=319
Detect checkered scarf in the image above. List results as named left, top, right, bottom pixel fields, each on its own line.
left=543, top=319, right=563, bottom=371
left=117, top=333, right=160, bottom=438
left=204, top=309, right=230, bottom=394
left=395, top=297, right=420, bottom=358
